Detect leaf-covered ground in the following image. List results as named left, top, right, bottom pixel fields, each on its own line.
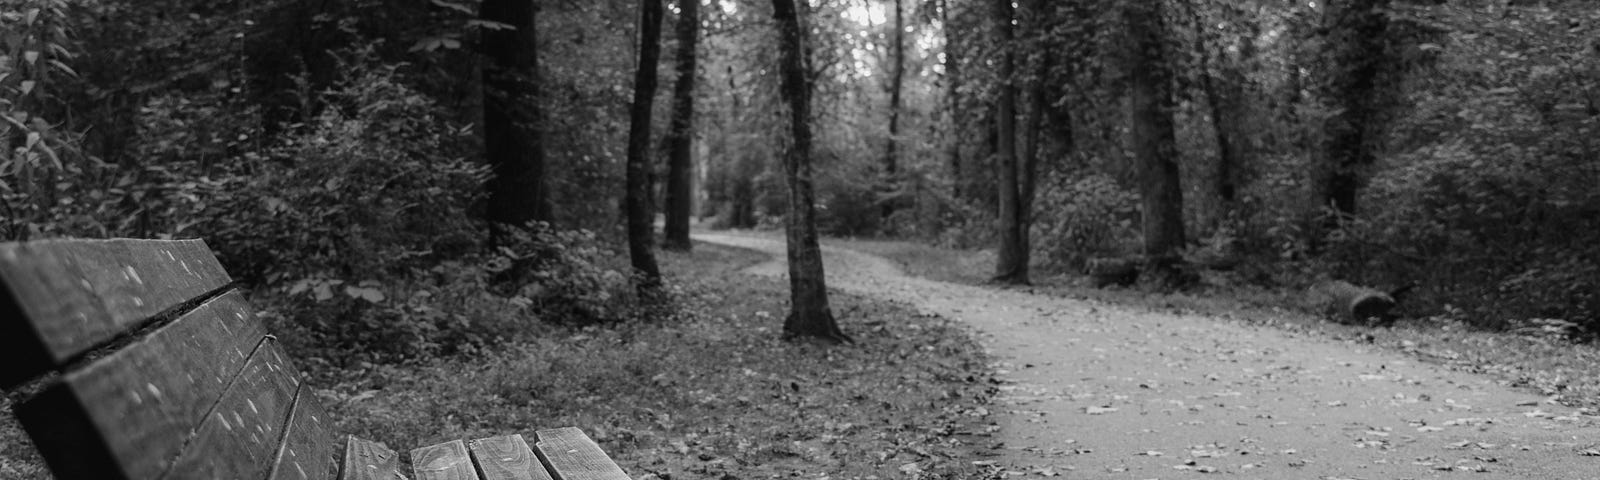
left=0, top=242, right=1000, bottom=479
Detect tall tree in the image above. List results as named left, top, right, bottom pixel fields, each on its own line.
left=481, top=0, right=551, bottom=227
left=1125, top=0, right=1186, bottom=283
left=1184, top=0, right=1239, bottom=225
left=881, top=0, right=906, bottom=221
left=626, top=0, right=666, bottom=288
left=991, top=0, right=1027, bottom=284
left=1319, top=0, right=1390, bottom=218
left=662, top=0, right=701, bottom=251
left=771, top=0, right=851, bottom=343
left=938, top=0, right=964, bottom=201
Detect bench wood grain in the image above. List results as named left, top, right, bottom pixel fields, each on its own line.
left=0, top=239, right=231, bottom=388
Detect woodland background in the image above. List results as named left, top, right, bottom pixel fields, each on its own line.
left=1, top=0, right=1598, bottom=360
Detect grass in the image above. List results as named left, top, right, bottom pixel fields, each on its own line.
left=0, top=241, right=1000, bottom=479
left=834, top=237, right=1600, bottom=412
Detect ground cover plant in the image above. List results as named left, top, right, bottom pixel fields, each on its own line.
left=0, top=242, right=998, bottom=480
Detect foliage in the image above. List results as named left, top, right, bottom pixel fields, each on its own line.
left=311, top=244, right=999, bottom=480
left=1032, top=172, right=1139, bottom=270
left=0, top=0, right=99, bottom=240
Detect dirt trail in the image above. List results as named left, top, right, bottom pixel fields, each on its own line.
left=692, top=232, right=1600, bottom=479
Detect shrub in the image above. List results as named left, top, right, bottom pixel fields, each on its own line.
left=1032, top=173, right=1140, bottom=270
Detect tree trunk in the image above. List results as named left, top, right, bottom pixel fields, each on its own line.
left=1018, top=0, right=1048, bottom=250
left=771, top=0, right=850, bottom=343
left=481, top=0, right=551, bottom=227
left=1125, top=0, right=1186, bottom=284
left=1320, top=0, right=1390, bottom=218
left=882, top=0, right=906, bottom=222
left=992, top=0, right=1027, bottom=285
left=626, top=0, right=665, bottom=289
left=662, top=0, right=700, bottom=251
left=939, top=0, right=964, bottom=202
left=1184, top=0, right=1238, bottom=226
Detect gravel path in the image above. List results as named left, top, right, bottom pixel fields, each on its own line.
left=693, top=232, right=1600, bottom=479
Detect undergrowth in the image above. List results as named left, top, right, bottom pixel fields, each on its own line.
left=0, top=242, right=999, bottom=479
left=319, top=242, right=999, bottom=479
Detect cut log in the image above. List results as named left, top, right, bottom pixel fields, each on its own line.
left=1308, top=280, right=1402, bottom=326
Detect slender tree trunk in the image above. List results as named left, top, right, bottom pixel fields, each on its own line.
left=771, top=0, right=850, bottom=343
left=1184, top=0, right=1238, bottom=225
left=1018, top=0, right=1049, bottom=245
left=662, top=0, right=700, bottom=251
left=1320, top=0, right=1389, bottom=218
left=882, top=0, right=906, bottom=222
left=481, top=0, right=550, bottom=227
left=992, top=0, right=1027, bottom=285
left=626, top=0, right=665, bottom=289
left=1126, top=0, right=1186, bottom=284
left=939, top=0, right=963, bottom=201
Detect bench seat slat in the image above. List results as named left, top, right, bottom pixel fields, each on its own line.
left=412, top=439, right=479, bottom=480
left=15, top=290, right=265, bottom=480
left=469, top=434, right=553, bottom=480
left=160, top=338, right=302, bottom=479
left=342, top=436, right=402, bottom=480
left=0, top=239, right=232, bottom=388
left=532, top=428, right=631, bottom=480
left=269, top=384, right=339, bottom=480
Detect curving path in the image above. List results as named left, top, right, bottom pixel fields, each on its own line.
left=693, top=232, right=1600, bottom=479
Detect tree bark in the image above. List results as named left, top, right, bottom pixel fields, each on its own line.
left=882, top=0, right=906, bottom=222
left=662, top=0, right=700, bottom=251
left=481, top=0, right=551, bottom=227
left=939, top=0, right=964, bottom=202
left=1125, top=0, right=1186, bottom=284
left=1320, top=0, right=1390, bottom=218
left=771, top=0, right=850, bottom=343
left=1184, top=0, right=1238, bottom=226
left=626, top=0, right=665, bottom=289
left=992, top=0, right=1027, bottom=285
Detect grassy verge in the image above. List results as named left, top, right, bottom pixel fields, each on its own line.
left=832, top=237, right=1600, bottom=411
left=0, top=241, right=999, bottom=480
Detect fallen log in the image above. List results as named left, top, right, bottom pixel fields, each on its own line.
left=1308, top=280, right=1412, bottom=326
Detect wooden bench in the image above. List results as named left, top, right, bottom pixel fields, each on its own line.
left=0, top=238, right=632, bottom=480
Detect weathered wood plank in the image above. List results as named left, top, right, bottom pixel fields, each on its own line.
left=412, top=439, right=479, bottom=480
left=0, top=238, right=232, bottom=388
left=341, top=436, right=403, bottom=480
left=268, top=383, right=339, bottom=480
left=14, top=291, right=265, bottom=480
left=469, top=434, right=553, bottom=480
left=160, top=338, right=302, bottom=479
left=532, top=428, right=630, bottom=480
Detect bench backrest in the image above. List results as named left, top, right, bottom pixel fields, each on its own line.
left=1, top=239, right=337, bottom=480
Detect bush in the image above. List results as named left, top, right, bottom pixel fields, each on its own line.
left=200, top=62, right=487, bottom=282
left=1032, top=173, right=1140, bottom=270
